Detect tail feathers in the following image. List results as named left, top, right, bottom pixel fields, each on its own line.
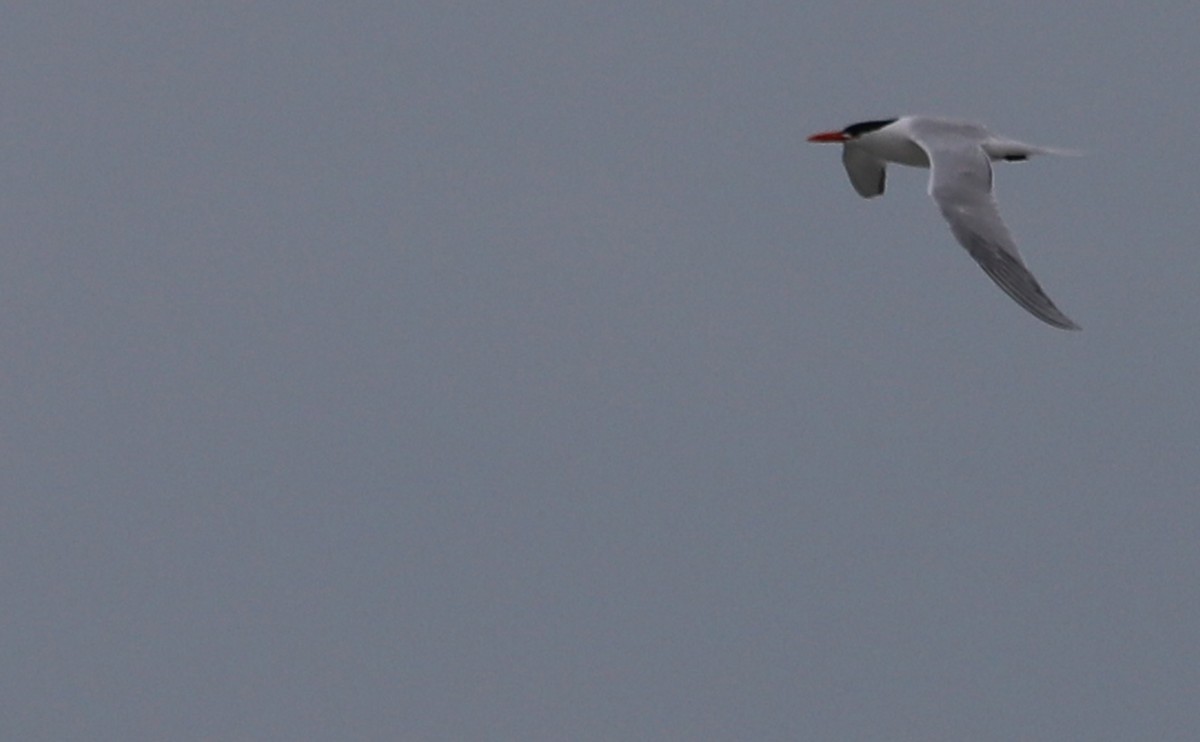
left=985, top=139, right=1082, bottom=160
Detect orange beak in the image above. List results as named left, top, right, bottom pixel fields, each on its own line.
left=806, top=130, right=848, bottom=143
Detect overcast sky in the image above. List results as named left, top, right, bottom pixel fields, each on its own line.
left=4, top=4, right=1199, bottom=740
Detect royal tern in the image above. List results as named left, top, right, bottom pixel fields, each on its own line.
left=807, top=116, right=1080, bottom=330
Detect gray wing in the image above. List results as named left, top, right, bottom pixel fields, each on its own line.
left=917, top=140, right=1080, bottom=330
left=841, top=144, right=886, bottom=198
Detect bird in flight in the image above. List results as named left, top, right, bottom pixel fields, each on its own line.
left=807, top=116, right=1080, bottom=330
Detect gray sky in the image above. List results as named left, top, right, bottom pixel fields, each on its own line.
left=4, top=4, right=1199, bottom=740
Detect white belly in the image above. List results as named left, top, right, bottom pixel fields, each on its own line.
left=858, top=136, right=930, bottom=168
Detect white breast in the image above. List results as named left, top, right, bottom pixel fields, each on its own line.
left=854, top=123, right=931, bottom=168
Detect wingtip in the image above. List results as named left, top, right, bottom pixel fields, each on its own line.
left=1039, top=310, right=1081, bottom=331
left=1029, top=306, right=1080, bottom=331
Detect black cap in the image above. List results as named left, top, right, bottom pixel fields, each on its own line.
left=842, top=118, right=898, bottom=138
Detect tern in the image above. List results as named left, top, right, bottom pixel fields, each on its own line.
left=807, top=116, right=1080, bottom=330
